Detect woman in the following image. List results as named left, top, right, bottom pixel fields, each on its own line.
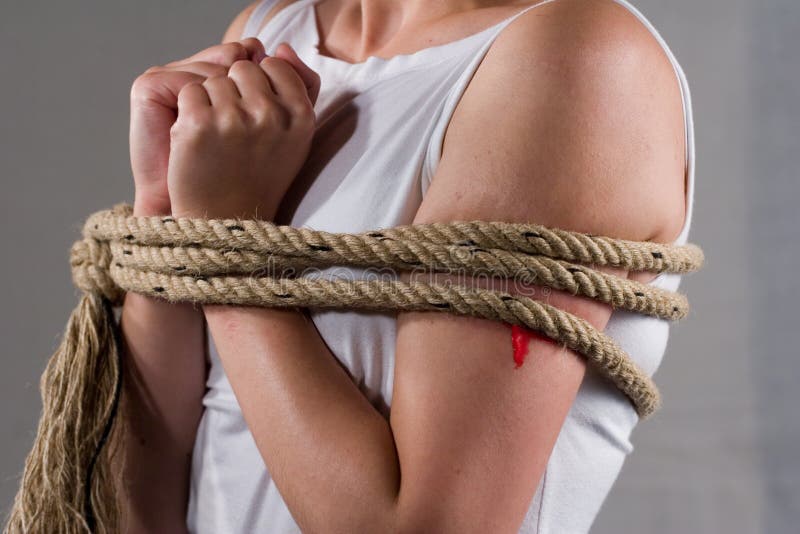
left=122, top=0, right=693, bottom=532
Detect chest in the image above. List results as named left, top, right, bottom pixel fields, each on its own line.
left=275, top=65, right=466, bottom=232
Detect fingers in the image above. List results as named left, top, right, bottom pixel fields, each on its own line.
left=273, top=42, right=321, bottom=105
left=239, top=37, right=268, bottom=63
left=178, top=83, right=211, bottom=109
left=228, top=59, right=274, bottom=102
left=202, top=75, right=241, bottom=108
left=140, top=38, right=268, bottom=112
left=145, top=61, right=228, bottom=80
left=177, top=82, right=211, bottom=113
left=258, top=56, right=312, bottom=114
left=213, top=59, right=290, bottom=128
left=225, top=54, right=315, bottom=122
left=164, top=42, right=318, bottom=132
left=146, top=39, right=320, bottom=117
left=131, top=70, right=207, bottom=108
left=167, top=38, right=266, bottom=68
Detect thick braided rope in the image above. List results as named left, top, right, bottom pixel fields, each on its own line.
left=73, top=204, right=704, bottom=418
left=84, top=205, right=704, bottom=273
left=106, top=241, right=689, bottom=320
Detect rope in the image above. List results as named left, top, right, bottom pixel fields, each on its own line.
left=6, top=203, right=703, bottom=533
left=75, top=202, right=704, bottom=416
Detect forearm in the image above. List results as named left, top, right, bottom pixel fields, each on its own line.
left=203, top=305, right=401, bottom=533
left=117, top=201, right=207, bottom=531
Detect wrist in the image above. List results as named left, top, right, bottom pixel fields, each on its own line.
left=171, top=198, right=279, bottom=222
left=133, top=193, right=171, bottom=217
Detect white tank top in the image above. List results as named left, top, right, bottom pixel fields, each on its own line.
left=187, top=0, right=696, bottom=532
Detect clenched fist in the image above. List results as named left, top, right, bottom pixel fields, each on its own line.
left=130, top=38, right=268, bottom=216
left=167, top=43, right=320, bottom=220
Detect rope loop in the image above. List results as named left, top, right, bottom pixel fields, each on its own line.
left=76, top=204, right=703, bottom=418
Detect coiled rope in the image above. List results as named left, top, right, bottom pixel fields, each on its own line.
left=7, top=203, right=703, bottom=533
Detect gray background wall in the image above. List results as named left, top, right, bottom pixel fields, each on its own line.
left=1, top=1, right=797, bottom=532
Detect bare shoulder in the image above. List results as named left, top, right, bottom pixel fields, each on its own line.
left=222, top=0, right=302, bottom=43
left=418, top=0, right=687, bottom=244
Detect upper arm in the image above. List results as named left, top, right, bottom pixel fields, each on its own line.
left=389, top=1, right=687, bottom=531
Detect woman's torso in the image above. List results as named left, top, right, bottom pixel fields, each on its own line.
left=187, top=1, right=696, bottom=532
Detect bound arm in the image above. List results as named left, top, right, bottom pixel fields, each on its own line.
left=118, top=4, right=263, bottom=531
left=181, top=1, right=687, bottom=532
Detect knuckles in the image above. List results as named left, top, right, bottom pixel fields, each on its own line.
left=170, top=108, right=213, bottom=142
left=258, top=56, right=284, bottom=69
left=247, top=96, right=279, bottom=126
left=215, top=107, right=251, bottom=136
left=216, top=42, right=249, bottom=65
left=171, top=99, right=309, bottom=144
left=239, top=37, right=264, bottom=51
left=228, top=58, right=256, bottom=78
left=132, top=37, right=265, bottom=100
left=141, top=55, right=316, bottom=144
left=291, top=101, right=316, bottom=129
left=130, top=72, right=156, bottom=101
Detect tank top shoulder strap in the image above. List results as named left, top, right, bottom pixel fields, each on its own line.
left=420, top=0, right=571, bottom=192
left=240, top=0, right=285, bottom=39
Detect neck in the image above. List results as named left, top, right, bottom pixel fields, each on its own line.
left=327, top=0, right=492, bottom=58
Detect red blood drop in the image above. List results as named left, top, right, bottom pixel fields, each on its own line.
left=511, top=324, right=535, bottom=368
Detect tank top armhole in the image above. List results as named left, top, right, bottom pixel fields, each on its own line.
left=241, top=0, right=285, bottom=39
left=421, top=0, right=561, bottom=194
left=610, top=0, right=696, bottom=248
left=609, top=0, right=697, bottom=290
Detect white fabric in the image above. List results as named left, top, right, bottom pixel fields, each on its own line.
left=187, top=0, right=696, bottom=532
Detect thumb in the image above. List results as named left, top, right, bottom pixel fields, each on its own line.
left=274, top=42, right=321, bottom=105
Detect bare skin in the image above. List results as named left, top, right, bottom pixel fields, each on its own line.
left=120, top=0, right=686, bottom=532
left=121, top=30, right=318, bottom=531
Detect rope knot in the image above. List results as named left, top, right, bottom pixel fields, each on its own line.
left=70, top=237, right=124, bottom=305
